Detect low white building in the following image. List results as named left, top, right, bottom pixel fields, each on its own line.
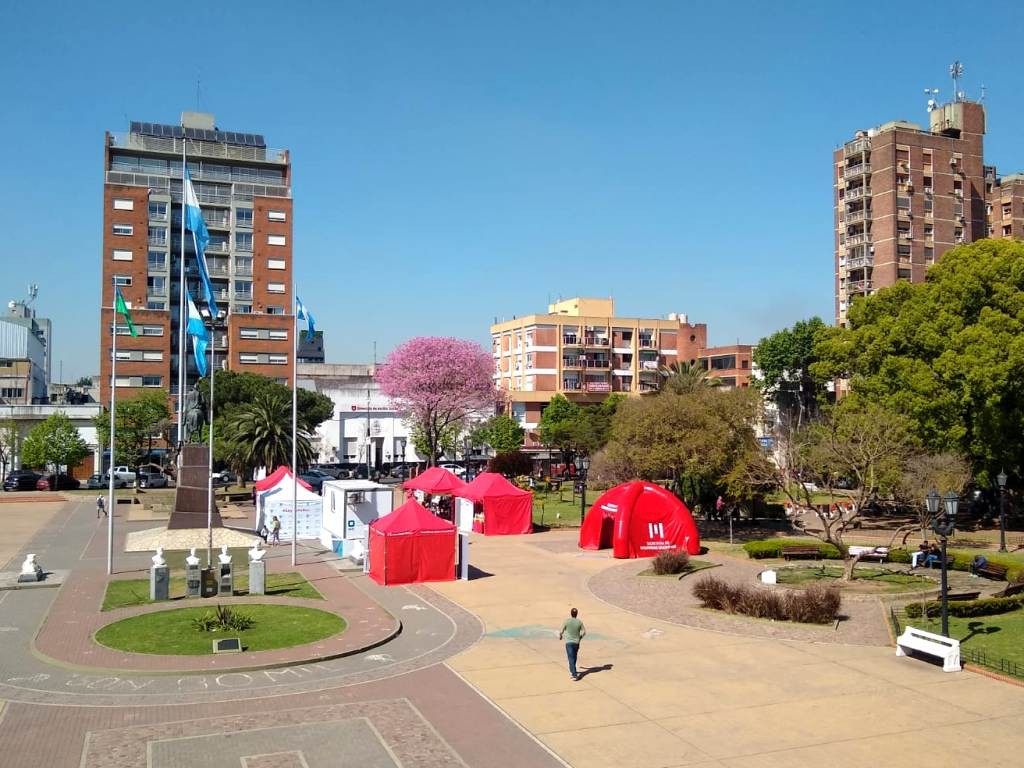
left=0, top=403, right=103, bottom=477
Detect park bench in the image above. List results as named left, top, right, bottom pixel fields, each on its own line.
left=946, top=591, right=981, bottom=601
left=896, top=626, right=961, bottom=672
left=848, top=545, right=888, bottom=563
left=924, top=554, right=954, bottom=569
left=976, top=562, right=1008, bottom=581
left=997, top=582, right=1024, bottom=598
left=781, top=545, right=821, bottom=560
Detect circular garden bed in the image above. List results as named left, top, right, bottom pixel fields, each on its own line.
left=95, top=604, right=346, bottom=655
left=772, top=565, right=935, bottom=594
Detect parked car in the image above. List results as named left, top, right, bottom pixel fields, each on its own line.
left=299, top=469, right=332, bottom=493
left=84, top=473, right=105, bottom=490
left=211, top=469, right=236, bottom=484
left=104, top=466, right=137, bottom=489
left=137, top=471, right=168, bottom=489
left=3, top=469, right=42, bottom=491
left=439, top=463, right=466, bottom=477
left=36, top=473, right=81, bottom=491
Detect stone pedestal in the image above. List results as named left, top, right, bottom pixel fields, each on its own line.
left=201, top=566, right=217, bottom=597
left=17, top=554, right=44, bottom=583
left=185, top=564, right=201, bottom=597
left=150, top=565, right=170, bottom=600
left=168, top=443, right=223, bottom=530
left=218, top=563, right=233, bottom=596
left=248, top=560, right=266, bottom=595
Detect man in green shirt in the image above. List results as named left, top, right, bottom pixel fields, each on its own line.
left=558, top=607, right=586, bottom=680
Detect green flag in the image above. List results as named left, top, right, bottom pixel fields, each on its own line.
left=114, top=287, right=138, bottom=338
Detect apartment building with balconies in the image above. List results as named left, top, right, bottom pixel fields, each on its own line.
left=834, top=99, right=986, bottom=325
left=99, top=112, right=295, bottom=411
left=491, top=297, right=751, bottom=448
left=987, top=171, right=1024, bottom=241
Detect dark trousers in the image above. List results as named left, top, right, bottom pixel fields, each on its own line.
left=565, top=642, right=580, bottom=678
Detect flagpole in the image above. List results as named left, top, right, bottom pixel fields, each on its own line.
left=177, top=139, right=188, bottom=454
left=207, top=314, right=215, bottom=567
left=291, top=283, right=298, bottom=567
left=107, top=289, right=117, bottom=576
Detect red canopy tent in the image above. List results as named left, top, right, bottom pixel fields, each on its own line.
left=403, top=466, right=467, bottom=495
left=579, top=481, right=700, bottom=558
left=456, top=472, right=533, bottom=535
left=254, top=466, right=312, bottom=492
left=368, top=499, right=456, bottom=585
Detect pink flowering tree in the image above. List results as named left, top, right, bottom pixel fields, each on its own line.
left=377, top=337, right=499, bottom=466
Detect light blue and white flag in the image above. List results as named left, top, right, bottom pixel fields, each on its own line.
left=186, top=290, right=209, bottom=377
left=183, top=167, right=218, bottom=315
left=296, top=295, right=316, bottom=337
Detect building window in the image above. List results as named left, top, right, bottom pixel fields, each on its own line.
left=114, top=377, right=132, bottom=387
left=235, top=232, right=253, bottom=251
left=148, top=202, right=167, bottom=220
left=267, top=234, right=287, bottom=246
left=896, top=197, right=911, bottom=210
left=113, top=198, right=134, bottom=211
left=112, top=249, right=133, bottom=261
left=239, top=353, right=259, bottom=364
left=113, top=275, right=132, bottom=286
left=147, top=251, right=166, bottom=270
left=141, top=325, right=163, bottom=336
left=147, top=301, right=165, bottom=310
left=267, top=258, right=286, bottom=270
left=267, top=282, right=286, bottom=293
left=235, top=304, right=252, bottom=314
left=234, top=280, right=253, bottom=298
left=268, top=354, right=288, bottom=365
left=268, top=210, right=287, bottom=222
left=268, top=329, right=288, bottom=340
left=267, top=306, right=285, bottom=315
left=142, top=376, right=162, bottom=387
left=148, top=226, right=167, bottom=246
left=114, top=351, right=131, bottom=361
left=112, top=223, right=134, bottom=236
left=924, top=199, right=933, bottom=213
left=143, top=351, right=163, bottom=361
left=239, top=328, right=259, bottom=339
left=235, top=208, right=253, bottom=227
left=898, top=269, right=912, bottom=280
left=709, top=356, right=736, bottom=370
left=147, top=276, right=166, bottom=295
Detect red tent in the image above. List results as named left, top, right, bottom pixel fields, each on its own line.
left=368, top=500, right=456, bottom=585
left=254, top=466, right=312, bottom=492
left=403, top=466, right=467, bottom=495
left=579, top=481, right=700, bottom=558
left=457, top=472, right=533, bottom=535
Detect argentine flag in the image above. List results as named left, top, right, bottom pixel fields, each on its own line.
left=183, top=167, right=219, bottom=315
left=186, top=291, right=210, bottom=377
left=296, top=295, right=315, bottom=337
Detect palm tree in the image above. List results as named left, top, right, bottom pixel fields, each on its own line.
left=224, top=391, right=313, bottom=473
left=658, top=361, right=722, bottom=395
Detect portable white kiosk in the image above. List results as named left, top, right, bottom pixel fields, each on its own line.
left=321, top=479, right=394, bottom=559
left=255, top=468, right=323, bottom=541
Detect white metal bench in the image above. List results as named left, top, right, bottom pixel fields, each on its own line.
left=895, top=627, right=961, bottom=672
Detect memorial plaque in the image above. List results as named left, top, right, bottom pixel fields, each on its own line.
left=218, top=563, right=233, bottom=596
left=201, top=566, right=217, bottom=597
left=212, top=637, right=242, bottom=653
left=186, top=564, right=201, bottom=597
left=248, top=560, right=266, bottom=595
left=150, top=565, right=170, bottom=601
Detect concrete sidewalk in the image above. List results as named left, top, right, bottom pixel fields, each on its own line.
left=431, top=531, right=1024, bottom=768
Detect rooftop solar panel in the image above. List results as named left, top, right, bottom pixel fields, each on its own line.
left=130, top=121, right=267, bottom=148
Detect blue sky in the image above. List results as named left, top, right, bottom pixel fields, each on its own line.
left=3, top=1, right=1024, bottom=380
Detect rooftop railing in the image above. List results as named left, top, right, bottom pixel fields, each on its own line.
left=110, top=132, right=288, bottom=164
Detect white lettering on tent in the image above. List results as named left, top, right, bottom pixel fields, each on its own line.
left=648, top=522, right=664, bottom=539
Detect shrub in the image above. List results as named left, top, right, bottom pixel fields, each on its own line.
left=742, top=538, right=841, bottom=560
left=192, top=604, right=255, bottom=633
left=904, top=593, right=1024, bottom=619
left=891, top=548, right=1021, bottom=580
left=692, top=576, right=840, bottom=624
left=651, top=550, right=691, bottom=575
left=488, top=451, right=534, bottom=478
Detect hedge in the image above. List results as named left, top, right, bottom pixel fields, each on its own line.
left=904, top=593, right=1024, bottom=619
left=889, top=548, right=1022, bottom=581
left=742, top=539, right=841, bottom=560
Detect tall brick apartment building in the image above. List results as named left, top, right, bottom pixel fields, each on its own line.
left=491, top=297, right=752, bottom=449
left=99, top=113, right=295, bottom=426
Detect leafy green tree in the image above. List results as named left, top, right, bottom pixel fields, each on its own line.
left=538, top=395, right=579, bottom=454
left=812, top=239, right=1024, bottom=481
left=223, top=391, right=313, bottom=473
left=538, top=394, right=621, bottom=458
left=20, top=412, right=89, bottom=481
left=659, top=361, right=721, bottom=395
left=488, top=450, right=534, bottom=478
left=202, top=370, right=334, bottom=433
left=473, top=415, right=525, bottom=453
left=94, top=391, right=170, bottom=470
left=410, top=421, right=461, bottom=463
left=753, top=317, right=829, bottom=429
left=0, top=419, right=17, bottom=478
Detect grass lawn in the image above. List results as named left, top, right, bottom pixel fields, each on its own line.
left=532, top=488, right=602, bottom=528
left=904, top=608, right=1024, bottom=672
left=776, top=565, right=934, bottom=593
left=638, top=558, right=719, bottom=579
left=95, top=604, right=345, bottom=655
left=102, top=571, right=322, bottom=611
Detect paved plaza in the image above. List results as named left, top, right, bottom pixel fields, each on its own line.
left=0, top=497, right=1021, bottom=766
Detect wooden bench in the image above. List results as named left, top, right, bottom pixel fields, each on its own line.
left=997, top=582, right=1024, bottom=598
left=946, top=591, right=981, bottom=602
left=924, top=555, right=954, bottom=569
left=849, top=545, right=888, bottom=563
left=976, top=562, right=1008, bottom=580
left=781, top=546, right=821, bottom=561
left=896, top=627, right=961, bottom=672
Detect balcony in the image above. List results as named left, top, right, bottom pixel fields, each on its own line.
left=583, top=336, right=609, bottom=347
left=846, top=254, right=874, bottom=270
left=562, top=358, right=582, bottom=369
left=846, top=280, right=873, bottom=293
left=638, top=336, right=656, bottom=349
left=582, top=359, right=610, bottom=369
left=235, top=265, right=253, bottom=276
left=562, top=379, right=582, bottom=391
left=147, top=236, right=168, bottom=247
left=845, top=186, right=871, bottom=201
left=843, top=162, right=871, bottom=180
left=846, top=233, right=872, bottom=247
left=845, top=209, right=869, bottom=224
left=562, top=335, right=580, bottom=346
left=843, top=137, right=871, bottom=157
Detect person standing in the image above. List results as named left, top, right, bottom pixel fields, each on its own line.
left=96, top=494, right=107, bottom=519
left=271, top=515, right=281, bottom=545
left=558, top=607, right=586, bottom=681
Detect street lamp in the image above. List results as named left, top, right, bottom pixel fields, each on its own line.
left=574, top=455, right=591, bottom=524
left=928, top=489, right=958, bottom=638
left=397, top=437, right=407, bottom=474
left=463, top=436, right=473, bottom=482
left=997, top=470, right=1008, bottom=552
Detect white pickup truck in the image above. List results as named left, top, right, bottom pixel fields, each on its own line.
left=104, top=466, right=137, bottom=488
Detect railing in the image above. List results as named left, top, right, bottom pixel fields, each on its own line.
left=562, top=358, right=582, bottom=368
left=147, top=288, right=167, bottom=297
left=898, top=232, right=913, bottom=241
left=562, top=335, right=579, bottom=345
left=845, top=209, right=868, bottom=224
left=110, top=132, right=288, bottom=164
left=563, top=380, right=582, bottom=391
left=846, top=255, right=874, bottom=270
left=583, top=336, right=610, bottom=346
left=844, top=162, right=871, bottom=180
left=847, top=279, right=873, bottom=293
left=845, top=186, right=871, bottom=201
left=844, top=137, right=870, bottom=157
left=582, top=360, right=610, bottom=368
left=235, top=265, right=253, bottom=276
left=638, top=337, right=655, bottom=348
left=234, top=241, right=253, bottom=252
left=147, top=236, right=168, bottom=247
left=846, top=233, right=872, bottom=246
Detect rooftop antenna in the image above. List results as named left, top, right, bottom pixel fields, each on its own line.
left=26, top=283, right=38, bottom=307
left=924, top=87, right=939, bottom=113
left=980, top=84, right=987, bottom=103
left=950, top=61, right=964, bottom=102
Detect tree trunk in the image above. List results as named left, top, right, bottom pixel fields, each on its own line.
left=842, top=549, right=862, bottom=581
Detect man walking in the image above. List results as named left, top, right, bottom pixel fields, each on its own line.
left=96, top=494, right=107, bottom=519
left=558, top=607, right=586, bottom=681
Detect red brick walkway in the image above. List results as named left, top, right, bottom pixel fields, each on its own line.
left=34, top=559, right=398, bottom=673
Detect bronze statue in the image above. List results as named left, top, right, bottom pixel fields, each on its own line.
left=182, top=383, right=206, bottom=443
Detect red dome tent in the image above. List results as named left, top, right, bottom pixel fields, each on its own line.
left=579, top=481, right=700, bottom=558
left=456, top=472, right=533, bottom=535
left=403, top=466, right=467, bottom=495
left=368, top=499, right=456, bottom=585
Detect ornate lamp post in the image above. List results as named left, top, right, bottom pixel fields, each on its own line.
left=574, top=455, right=591, bottom=524
left=928, top=489, right=958, bottom=637
left=997, top=470, right=1008, bottom=552
left=397, top=437, right=407, bottom=475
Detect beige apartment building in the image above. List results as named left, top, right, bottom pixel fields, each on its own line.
left=491, top=298, right=752, bottom=448
left=988, top=172, right=1024, bottom=240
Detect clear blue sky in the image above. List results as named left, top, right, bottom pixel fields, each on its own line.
left=3, top=1, right=1024, bottom=381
